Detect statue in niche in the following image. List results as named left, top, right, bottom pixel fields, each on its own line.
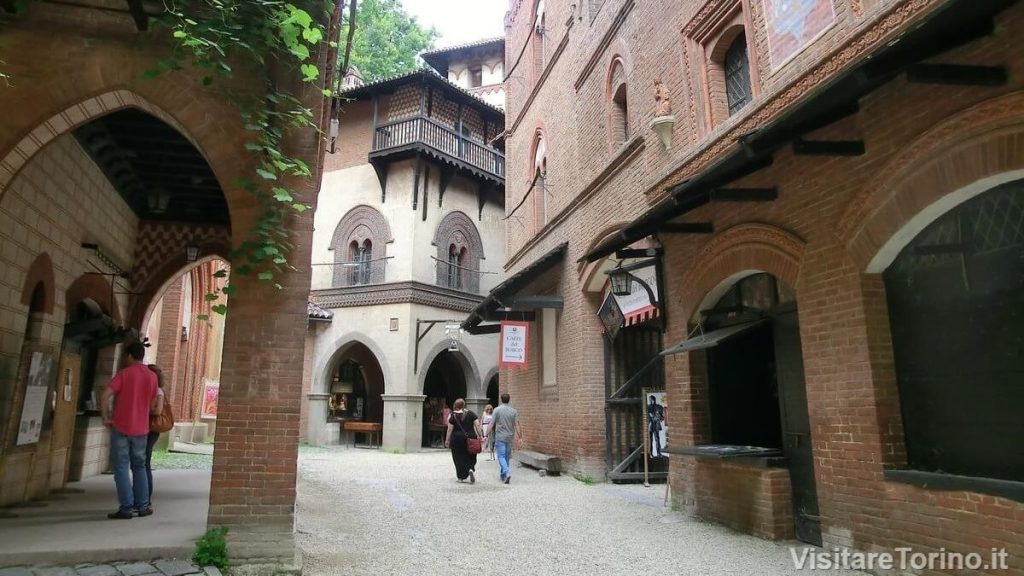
left=654, top=78, right=672, bottom=117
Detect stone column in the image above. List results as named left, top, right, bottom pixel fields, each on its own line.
left=465, top=397, right=488, bottom=418
left=305, top=393, right=334, bottom=445
left=381, top=394, right=426, bottom=452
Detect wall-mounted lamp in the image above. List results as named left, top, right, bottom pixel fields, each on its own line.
left=185, top=244, right=200, bottom=263
left=607, top=265, right=657, bottom=302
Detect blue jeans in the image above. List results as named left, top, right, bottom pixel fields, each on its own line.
left=495, top=440, right=512, bottom=479
left=111, top=428, right=150, bottom=512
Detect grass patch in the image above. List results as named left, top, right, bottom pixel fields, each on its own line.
left=193, top=526, right=229, bottom=570
left=151, top=448, right=213, bottom=470
left=381, top=446, right=406, bottom=454
left=572, top=471, right=596, bottom=485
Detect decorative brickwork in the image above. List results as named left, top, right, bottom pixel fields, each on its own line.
left=330, top=205, right=392, bottom=286
left=433, top=211, right=485, bottom=293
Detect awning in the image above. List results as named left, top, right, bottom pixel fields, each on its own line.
left=660, top=320, right=765, bottom=356
left=581, top=0, right=1014, bottom=264
left=462, top=242, right=568, bottom=333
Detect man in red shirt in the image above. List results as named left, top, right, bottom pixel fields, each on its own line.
left=100, top=340, right=159, bottom=519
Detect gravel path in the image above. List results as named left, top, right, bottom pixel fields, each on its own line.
left=296, top=447, right=864, bottom=576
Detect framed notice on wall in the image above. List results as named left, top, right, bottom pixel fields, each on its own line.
left=499, top=321, right=529, bottom=370
left=18, top=351, right=54, bottom=446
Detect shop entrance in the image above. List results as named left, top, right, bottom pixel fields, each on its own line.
left=687, top=273, right=820, bottom=545
left=485, top=374, right=499, bottom=409
left=422, top=351, right=468, bottom=448
left=327, top=343, right=385, bottom=446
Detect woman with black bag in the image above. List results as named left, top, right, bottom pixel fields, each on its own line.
left=444, top=398, right=484, bottom=483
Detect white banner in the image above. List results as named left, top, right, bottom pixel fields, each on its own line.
left=499, top=321, right=529, bottom=369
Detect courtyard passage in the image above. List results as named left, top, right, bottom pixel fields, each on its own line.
left=296, top=447, right=865, bottom=576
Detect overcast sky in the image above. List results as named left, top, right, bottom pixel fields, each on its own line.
left=402, top=0, right=507, bottom=47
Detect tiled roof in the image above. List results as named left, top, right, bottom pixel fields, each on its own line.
left=420, top=36, right=505, bottom=59
left=307, top=300, right=333, bottom=321
left=336, top=68, right=505, bottom=117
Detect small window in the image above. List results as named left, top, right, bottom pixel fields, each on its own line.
left=469, top=67, right=483, bottom=88
left=447, top=244, right=466, bottom=290
left=533, top=1, right=546, bottom=82
left=349, top=240, right=371, bottom=285
left=725, top=34, right=752, bottom=116
left=611, top=83, right=629, bottom=146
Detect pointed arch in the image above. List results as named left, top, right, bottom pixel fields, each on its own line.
left=330, top=205, right=393, bottom=286
left=434, top=211, right=485, bottom=293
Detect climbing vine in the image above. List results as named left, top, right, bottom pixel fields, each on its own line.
left=152, top=0, right=339, bottom=315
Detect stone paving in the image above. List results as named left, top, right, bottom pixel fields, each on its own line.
left=0, top=562, right=220, bottom=576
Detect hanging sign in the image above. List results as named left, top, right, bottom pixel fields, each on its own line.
left=499, top=321, right=530, bottom=370
left=597, top=292, right=625, bottom=339
left=613, top=264, right=660, bottom=326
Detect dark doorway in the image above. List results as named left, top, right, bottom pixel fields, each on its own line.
left=328, top=343, right=385, bottom=446
left=422, top=351, right=468, bottom=448
left=486, top=374, right=499, bottom=409
left=701, top=273, right=821, bottom=545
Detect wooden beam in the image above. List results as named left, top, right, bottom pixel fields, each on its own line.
left=125, top=0, right=149, bottom=31
left=615, top=248, right=662, bottom=259
left=792, top=138, right=865, bottom=156
left=501, top=296, right=564, bottom=310
left=906, top=64, right=1007, bottom=86
left=481, top=310, right=537, bottom=322
left=412, top=155, right=423, bottom=210
left=438, top=166, right=454, bottom=207
left=710, top=187, right=778, bottom=202
left=658, top=222, right=714, bottom=234
left=372, top=162, right=388, bottom=202
left=466, top=324, right=501, bottom=335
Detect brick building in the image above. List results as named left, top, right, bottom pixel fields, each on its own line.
left=303, top=46, right=507, bottom=451
left=473, top=0, right=1024, bottom=570
left=0, top=3, right=332, bottom=565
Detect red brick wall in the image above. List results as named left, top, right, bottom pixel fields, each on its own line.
left=503, top=0, right=1024, bottom=570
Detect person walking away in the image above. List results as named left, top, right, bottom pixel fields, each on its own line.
left=100, top=340, right=158, bottom=519
left=488, top=393, right=523, bottom=484
left=144, top=364, right=167, bottom=501
left=444, top=398, right=483, bottom=483
left=481, top=404, right=495, bottom=461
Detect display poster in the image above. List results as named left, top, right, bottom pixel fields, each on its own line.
left=200, top=379, right=220, bottom=419
left=499, top=321, right=529, bottom=370
left=643, top=389, right=668, bottom=459
left=17, top=352, right=54, bottom=446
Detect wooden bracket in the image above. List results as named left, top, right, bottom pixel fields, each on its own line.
left=793, top=138, right=865, bottom=156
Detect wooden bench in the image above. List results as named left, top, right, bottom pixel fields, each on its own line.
left=513, top=450, right=562, bottom=475
left=343, top=421, right=382, bottom=448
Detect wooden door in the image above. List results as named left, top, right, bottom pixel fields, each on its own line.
left=772, top=309, right=822, bottom=546
left=51, top=352, right=82, bottom=485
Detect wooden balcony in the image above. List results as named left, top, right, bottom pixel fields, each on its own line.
left=371, top=115, right=505, bottom=183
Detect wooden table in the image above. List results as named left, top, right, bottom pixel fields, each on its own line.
left=343, top=421, right=382, bottom=448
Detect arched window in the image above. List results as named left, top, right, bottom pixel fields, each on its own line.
left=331, top=206, right=392, bottom=287
left=532, top=131, right=548, bottom=232
left=883, top=178, right=1024, bottom=481
left=532, top=0, right=547, bottom=82
left=447, top=244, right=467, bottom=290
left=434, top=211, right=484, bottom=293
left=724, top=34, right=752, bottom=116
left=349, top=239, right=372, bottom=285
left=608, top=59, right=629, bottom=149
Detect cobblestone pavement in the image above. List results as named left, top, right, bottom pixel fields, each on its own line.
left=0, top=562, right=219, bottom=576
left=296, top=447, right=866, bottom=576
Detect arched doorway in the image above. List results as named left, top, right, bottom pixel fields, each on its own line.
left=327, top=343, right=385, bottom=446
left=422, top=351, right=468, bottom=448
left=485, top=373, right=499, bottom=409
left=676, top=271, right=820, bottom=546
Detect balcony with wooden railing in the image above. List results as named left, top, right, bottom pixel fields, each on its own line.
left=371, top=115, right=505, bottom=182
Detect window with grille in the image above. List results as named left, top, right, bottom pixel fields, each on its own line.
left=724, top=34, right=752, bottom=116
left=447, top=244, right=465, bottom=290
left=350, top=240, right=372, bottom=285
left=883, top=179, right=1024, bottom=481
